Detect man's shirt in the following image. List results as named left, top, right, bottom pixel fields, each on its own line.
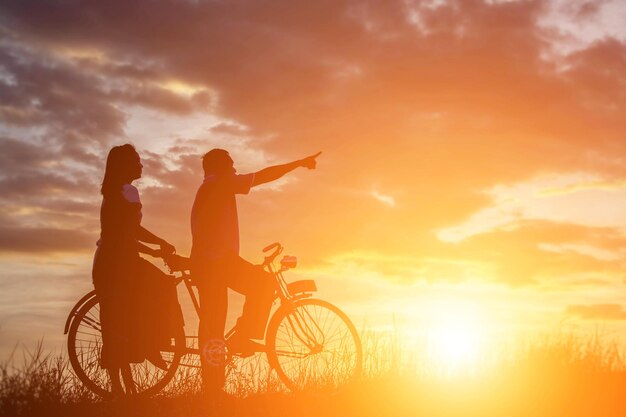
left=190, top=173, right=254, bottom=261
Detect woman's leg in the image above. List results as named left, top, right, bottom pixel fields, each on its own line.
left=120, top=365, right=137, bottom=395
left=108, top=366, right=124, bottom=395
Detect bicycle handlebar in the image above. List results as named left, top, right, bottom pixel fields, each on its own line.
left=163, top=253, right=191, bottom=273
left=263, top=242, right=280, bottom=252
left=263, top=242, right=283, bottom=265
left=161, top=242, right=284, bottom=272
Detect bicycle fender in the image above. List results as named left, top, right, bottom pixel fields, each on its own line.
left=63, top=290, right=97, bottom=334
left=286, top=280, right=317, bottom=298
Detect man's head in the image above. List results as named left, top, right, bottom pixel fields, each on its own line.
left=202, top=149, right=235, bottom=176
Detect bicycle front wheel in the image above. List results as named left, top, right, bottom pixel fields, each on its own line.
left=67, top=294, right=184, bottom=397
left=266, top=298, right=362, bottom=391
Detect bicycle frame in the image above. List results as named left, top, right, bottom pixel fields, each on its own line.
left=64, top=242, right=319, bottom=358
left=166, top=242, right=318, bottom=355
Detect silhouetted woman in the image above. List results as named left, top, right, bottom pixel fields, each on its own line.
left=93, top=144, right=180, bottom=394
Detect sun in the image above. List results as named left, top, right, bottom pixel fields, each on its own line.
left=425, top=305, right=487, bottom=374
left=430, top=321, right=482, bottom=372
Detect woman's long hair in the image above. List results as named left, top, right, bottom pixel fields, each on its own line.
left=101, top=144, right=139, bottom=197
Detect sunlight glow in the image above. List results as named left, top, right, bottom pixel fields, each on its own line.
left=54, top=46, right=108, bottom=62
left=424, top=304, right=487, bottom=375
left=159, top=80, right=206, bottom=97
left=430, top=322, right=482, bottom=371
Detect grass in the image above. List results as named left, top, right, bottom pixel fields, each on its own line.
left=2, top=331, right=626, bottom=417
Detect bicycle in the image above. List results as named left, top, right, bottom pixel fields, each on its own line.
left=64, top=242, right=362, bottom=397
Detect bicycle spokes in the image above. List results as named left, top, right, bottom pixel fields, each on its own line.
left=79, top=314, right=102, bottom=333
left=285, top=306, right=325, bottom=353
left=267, top=299, right=362, bottom=391
left=67, top=295, right=184, bottom=398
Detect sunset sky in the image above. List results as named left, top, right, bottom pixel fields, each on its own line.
left=1, top=0, right=626, bottom=367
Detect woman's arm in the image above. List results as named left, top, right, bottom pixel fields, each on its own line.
left=138, top=225, right=176, bottom=256
left=138, top=225, right=166, bottom=245
left=124, top=186, right=175, bottom=256
left=138, top=241, right=160, bottom=257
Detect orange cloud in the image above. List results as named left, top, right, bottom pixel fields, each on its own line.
left=565, top=304, right=626, bottom=321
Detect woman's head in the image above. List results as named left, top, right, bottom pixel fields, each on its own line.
left=101, top=144, right=142, bottom=196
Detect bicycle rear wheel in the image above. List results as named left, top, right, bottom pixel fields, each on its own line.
left=266, top=298, right=362, bottom=391
left=67, top=294, right=184, bottom=397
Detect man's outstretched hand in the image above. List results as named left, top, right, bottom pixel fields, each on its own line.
left=253, top=151, right=322, bottom=187
left=300, top=152, right=322, bottom=169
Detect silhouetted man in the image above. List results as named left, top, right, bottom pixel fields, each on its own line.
left=190, top=148, right=320, bottom=394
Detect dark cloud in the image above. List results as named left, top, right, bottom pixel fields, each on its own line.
left=565, top=303, right=626, bottom=321
left=0, top=226, right=95, bottom=253
left=0, top=22, right=212, bottom=256
left=0, top=137, right=99, bottom=202
left=0, top=172, right=86, bottom=198
left=107, top=83, right=214, bottom=115
left=0, top=0, right=622, bottom=162
left=0, top=137, right=49, bottom=171
left=570, top=1, right=605, bottom=20
left=0, top=37, right=126, bottom=141
left=0, top=136, right=101, bottom=254
left=3, top=0, right=618, bottom=190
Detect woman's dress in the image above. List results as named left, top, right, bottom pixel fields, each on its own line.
left=92, top=184, right=182, bottom=368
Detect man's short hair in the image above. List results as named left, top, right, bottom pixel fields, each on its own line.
left=202, top=148, right=230, bottom=175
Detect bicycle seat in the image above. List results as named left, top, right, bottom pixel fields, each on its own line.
left=164, top=254, right=192, bottom=272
